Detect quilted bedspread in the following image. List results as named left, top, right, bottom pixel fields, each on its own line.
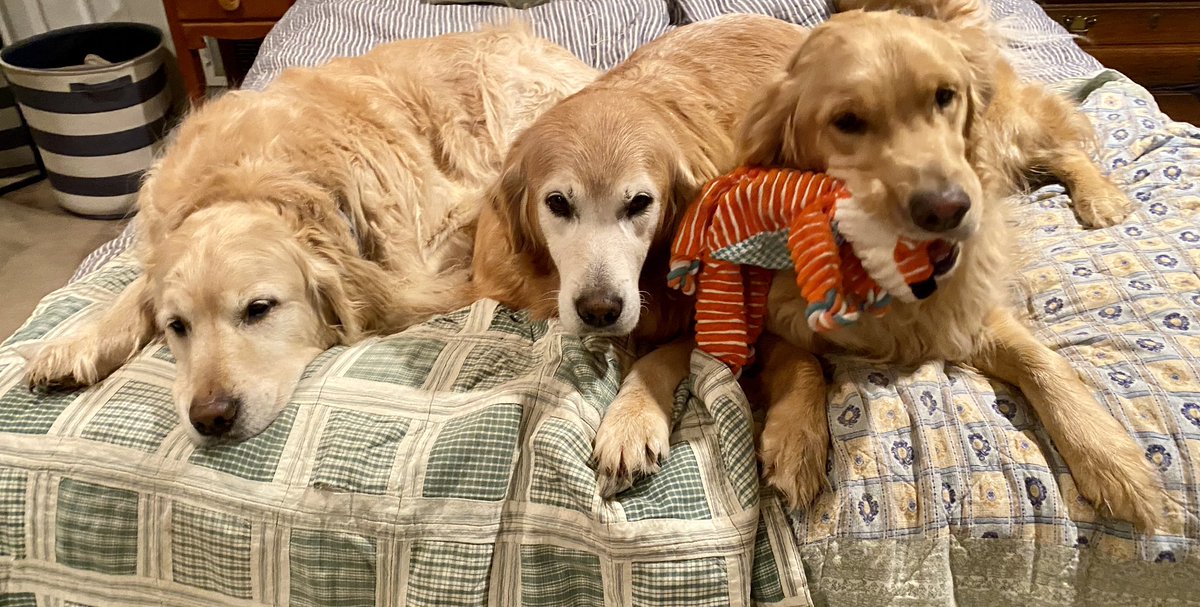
left=749, top=74, right=1200, bottom=605
left=2, top=0, right=1200, bottom=592
left=0, top=70, right=1197, bottom=606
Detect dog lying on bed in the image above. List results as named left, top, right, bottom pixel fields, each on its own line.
left=735, top=0, right=1162, bottom=528
left=23, top=25, right=596, bottom=443
left=469, top=14, right=809, bottom=497
left=589, top=0, right=1163, bottom=529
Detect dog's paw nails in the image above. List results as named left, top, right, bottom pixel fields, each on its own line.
left=1074, top=187, right=1133, bottom=229
left=24, top=368, right=79, bottom=394
left=594, top=438, right=666, bottom=499
left=1072, top=442, right=1165, bottom=532
left=592, top=398, right=671, bottom=499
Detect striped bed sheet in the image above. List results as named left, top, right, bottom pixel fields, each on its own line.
left=69, top=0, right=1104, bottom=282
left=21, top=1, right=1196, bottom=606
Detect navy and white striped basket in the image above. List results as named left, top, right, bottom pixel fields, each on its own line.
left=0, top=23, right=172, bottom=218
left=0, top=68, right=44, bottom=195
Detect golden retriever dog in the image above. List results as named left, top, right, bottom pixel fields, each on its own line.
left=732, top=0, right=1164, bottom=529
left=23, top=25, right=596, bottom=443
left=469, top=14, right=809, bottom=496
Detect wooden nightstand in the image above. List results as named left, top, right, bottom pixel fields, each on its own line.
left=161, top=0, right=296, bottom=103
left=1039, top=0, right=1200, bottom=124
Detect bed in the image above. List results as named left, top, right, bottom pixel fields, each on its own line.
left=1, top=0, right=1197, bottom=605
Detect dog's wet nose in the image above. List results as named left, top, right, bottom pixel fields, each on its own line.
left=909, top=186, right=971, bottom=233
left=190, top=394, right=240, bottom=437
left=575, top=292, right=624, bottom=329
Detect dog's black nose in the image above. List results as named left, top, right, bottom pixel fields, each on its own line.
left=909, top=186, right=971, bottom=233
left=575, top=293, right=624, bottom=328
left=190, top=394, right=240, bottom=437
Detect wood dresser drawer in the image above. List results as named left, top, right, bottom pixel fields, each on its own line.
left=1156, top=92, right=1200, bottom=121
left=175, top=0, right=295, bottom=21
left=1037, top=0, right=1200, bottom=124
left=162, top=0, right=297, bottom=102
left=1087, top=45, right=1200, bottom=87
left=1042, top=3, right=1200, bottom=45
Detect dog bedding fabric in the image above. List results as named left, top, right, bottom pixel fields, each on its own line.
left=241, top=0, right=673, bottom=89
left=13, top=0, right=1198, bottom=605
left=0, top=281, right=759, bottom=605
left=749, top=73, right=1200, bottom=604
left=4, top=74, right=1196, bottom=607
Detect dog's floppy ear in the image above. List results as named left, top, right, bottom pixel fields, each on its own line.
left=292, top=227, right=365, bottom=344
left=952, top=24, right=999, bottom=143
left=657, top=105, right=730, bottom=243
left=736, top=47, right=811, bottom=168
left=659, top=146, right=711, bottom=244
left=308, top=257, right=363, bottom=344
left=736, top=76, right=795, bottom=167
left=489, top=143, right=541, bottom=258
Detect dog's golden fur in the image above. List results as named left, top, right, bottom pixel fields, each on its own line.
left=741, top=0, right=1163, bottom=529
left=473, top=15, right=808, bottom=343
left=469, top=15, right=809, bottom=496
left=24, top=25, right=596, bottom=442
left=583, top=0, right=1162, bottom=529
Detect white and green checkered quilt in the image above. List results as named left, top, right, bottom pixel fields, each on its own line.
left=3, top=62, right=1200, bottom=607
left=0, top=268, right=768, bottom=604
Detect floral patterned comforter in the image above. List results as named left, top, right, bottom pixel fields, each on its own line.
left=751, top=73, right=1200, bottom=606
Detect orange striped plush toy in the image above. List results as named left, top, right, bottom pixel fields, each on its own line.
left=668, top=167, right=960, bottom=374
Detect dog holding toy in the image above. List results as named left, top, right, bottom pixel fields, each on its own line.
left=592, top=0, right=1163, bottom=530
left=668, top=166, right=960, bottom=374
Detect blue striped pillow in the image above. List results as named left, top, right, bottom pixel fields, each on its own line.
left=670, top=0, right=834, bottom=26
left=425, top=0, right=550, bottom=6
left=244, top=0, right=674, bottom=90
left=669, top=0, right=1101, bottom=83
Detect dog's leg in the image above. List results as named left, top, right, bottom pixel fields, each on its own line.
left=1015, top=83, right=1132, bottom=228
left=753, top=334, right=830, bottom=509
left=971, top=307, right=1163, bottom=530
left=593, top=339, right=692, bottom=498
left=1044, top=143, right=1132, bottom=229
left=24, top=274, right=156, bottom=390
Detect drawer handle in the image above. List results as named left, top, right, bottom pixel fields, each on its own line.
left=1149, top=13, right=1160, bottom=29
left=218, top=0, right=241, bottom=10
left=1060, top=15, right=1098, bottom=35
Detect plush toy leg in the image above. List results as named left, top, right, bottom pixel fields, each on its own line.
left=754, top=333, right=830, bottom=509
left=695, top=258, right=753, bottom=372
left=744, top=266, right=773, bottom=348
left=970, top=307, right=1165, bottom=530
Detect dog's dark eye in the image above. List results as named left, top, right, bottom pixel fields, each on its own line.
left=245, top=299, right=276, bottom=323
left=545, top=192, right=573, bottom=219
left=832, top=112, right=867, bottom=135
left=167, top=318, right=187, bottom=337
left=935, top=87, right=956, bottom=109
left=626, top=193, right=654, bottom=218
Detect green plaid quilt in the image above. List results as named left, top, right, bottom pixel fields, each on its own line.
left=0, top=260, right=761, bottom=606
left=4, top=73, right=1200, bottom=607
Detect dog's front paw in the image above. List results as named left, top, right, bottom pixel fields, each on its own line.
left=759, top=415, right=829, bottom=509
left=1072, top=179, right=1133, bottom=228
left=1070, top=436, right=1165, bottom=531
left=22, top=340, right=96, bottom=392
left=592, top=391, right=671, bottom=499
